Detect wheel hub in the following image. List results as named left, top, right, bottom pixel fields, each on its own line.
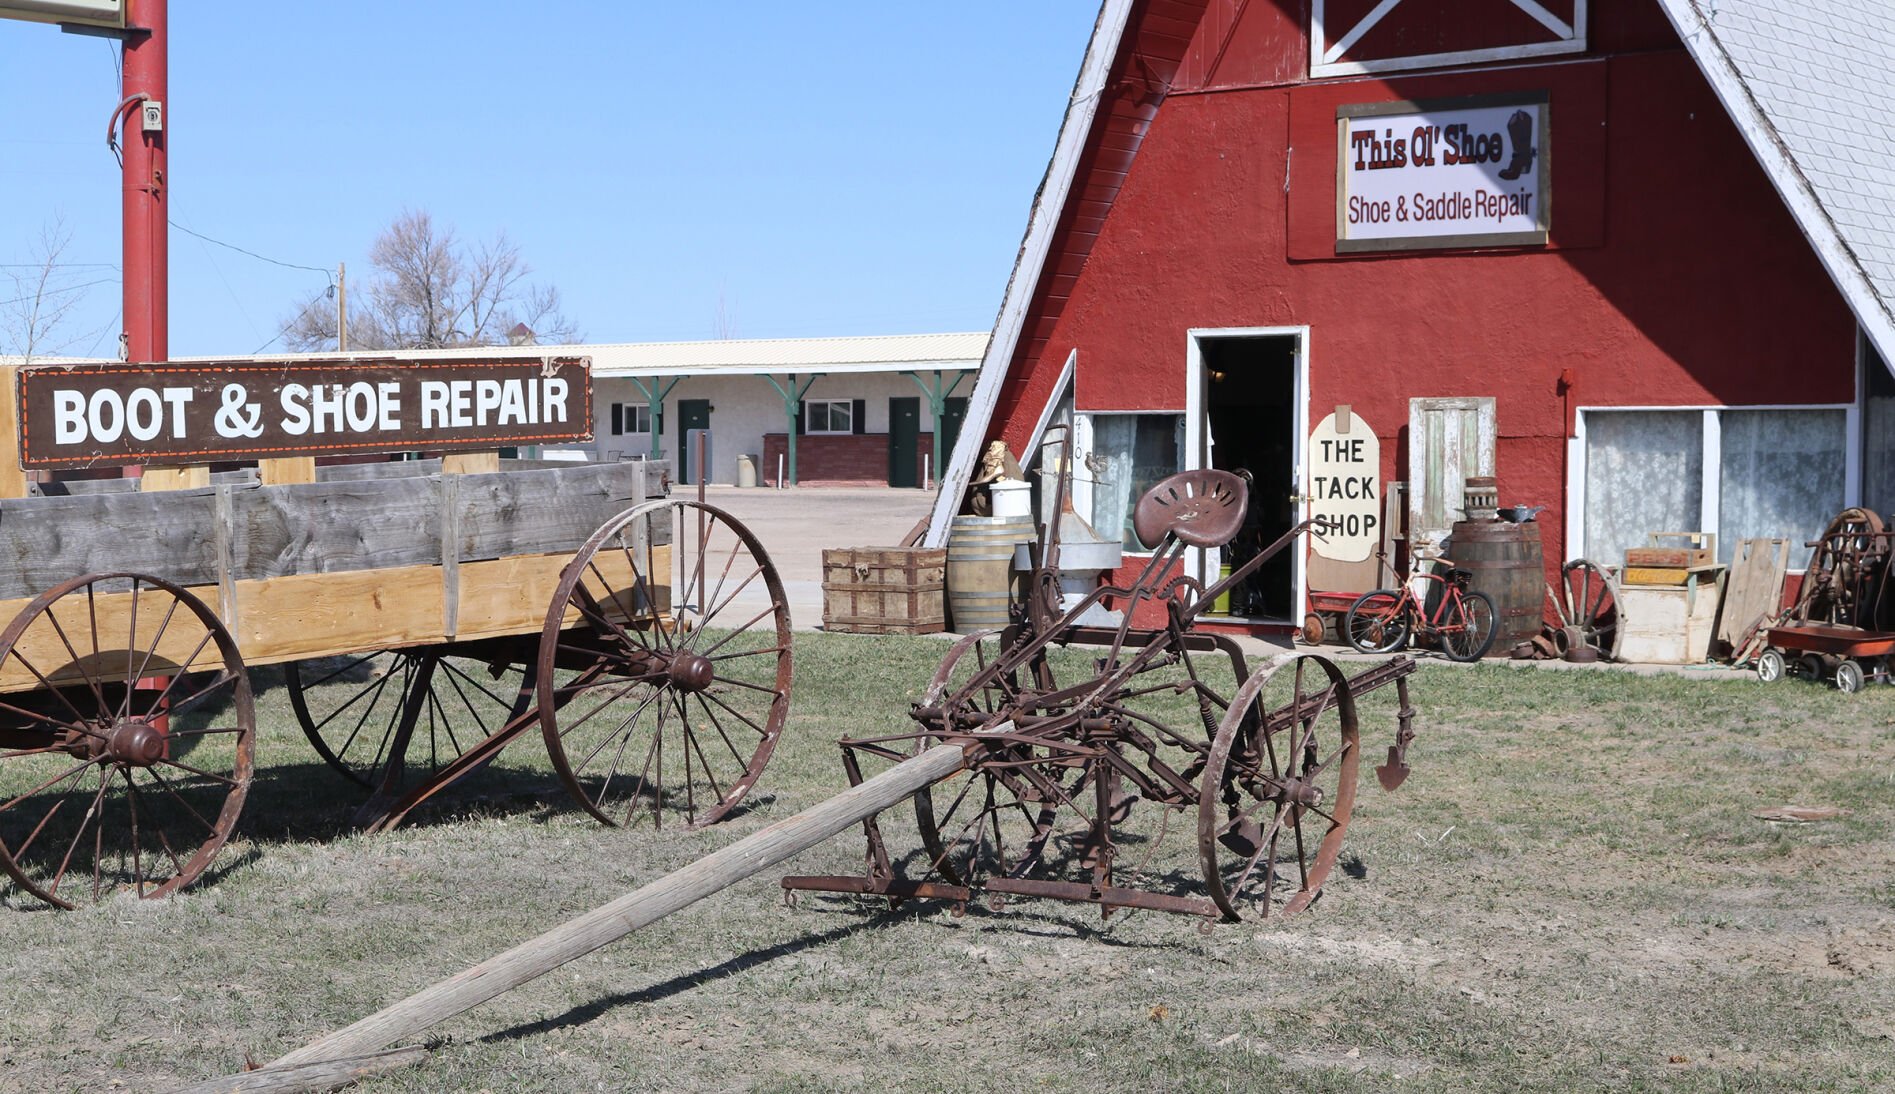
left=666, top=653, right=715, bottom=692
left=105, top=718, right=168, bottom=766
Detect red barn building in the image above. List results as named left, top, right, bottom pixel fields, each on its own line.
left=927, top=0, right=1895, bottom=638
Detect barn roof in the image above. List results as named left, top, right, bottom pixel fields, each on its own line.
left=1656, top=0, right=1895, bottom=370
left=926, top=0, right=1895, bottom=545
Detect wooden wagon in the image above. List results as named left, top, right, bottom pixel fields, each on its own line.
left=0, top=361, right=794, bottom=910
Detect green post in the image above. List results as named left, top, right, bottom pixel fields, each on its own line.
left=764, top=373, right=822, bottom=485
left=908, top=369, right=969, bottom=487
left=627, top=376, right=681, bottom=460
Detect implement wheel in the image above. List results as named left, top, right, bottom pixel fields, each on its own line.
left=539, top=500, right=792, bottom=829
left=0, top=573, right=253, bottom=909
left=1199, top=654, right=1358, bottom=921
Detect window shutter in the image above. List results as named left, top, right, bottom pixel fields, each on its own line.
left=611, top=404, right=623, bottom=436
left=852, top=399, right=866, bottom=435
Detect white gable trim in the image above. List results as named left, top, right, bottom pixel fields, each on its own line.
left=1311, top=0, right=1588, bottom=78
left=1656, top=0, right=1895, bottom=377
left=923, top=0, right=1135, bottom=548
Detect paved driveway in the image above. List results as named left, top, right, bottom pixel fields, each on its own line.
left=691, top=485, right=935, bottom=631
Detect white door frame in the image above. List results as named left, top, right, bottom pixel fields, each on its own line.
left=1185, top=325, right=1311, bottom=623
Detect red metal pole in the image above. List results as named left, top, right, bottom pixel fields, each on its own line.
left=121, top=0, right=166, bottom=372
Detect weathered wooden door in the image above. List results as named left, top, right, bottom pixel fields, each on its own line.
left=1406, top=396, right=1496, bottom=557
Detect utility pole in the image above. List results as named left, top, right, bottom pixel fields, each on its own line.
left=337, top=261, right=347, bottom=351
left=119, top=0, right=165, bottom=477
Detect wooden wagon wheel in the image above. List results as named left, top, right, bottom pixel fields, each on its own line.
left=0, top=573, right=253, bottom=909
left=1198, top=653, right=1358, bottom=921
left=538, top=500, right=792, bottom=830
left=286, top=649, right=533, bottom=789
left=1559, top=559, right=1623, bottom=661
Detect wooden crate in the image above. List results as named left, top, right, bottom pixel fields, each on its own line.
left=822, top=547, right=947, bottom=635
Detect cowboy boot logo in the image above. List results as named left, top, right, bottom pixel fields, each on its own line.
left=1498, top=109, right=1536, bottom=181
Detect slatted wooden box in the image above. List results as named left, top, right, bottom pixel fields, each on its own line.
left=822, top=547, right=947, bottom=635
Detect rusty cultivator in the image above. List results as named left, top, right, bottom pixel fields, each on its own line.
left=786, top=465, right=1418, bottom=923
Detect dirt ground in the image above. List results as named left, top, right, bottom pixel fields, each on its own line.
left=0, top=637, right=1892, bottom=1092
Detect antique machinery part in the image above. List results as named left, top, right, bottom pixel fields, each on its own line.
left=1793, top=508, right=1890, bottom=629
left=1375, top=674, right=1417, bottom=791
left=1199, top=653, right=1359, bottom=921
left=286, top=645, right=534, bottom=790
left=538, top=500, right=793, bottom=830
left=1132, top=469, right=1248, bottom=549
left=1560, top=559, right=1624, bottom=661
left=0, top=572, right=254, bottom=910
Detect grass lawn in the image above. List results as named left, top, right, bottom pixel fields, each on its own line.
left=1, top=631, right=1892, bottom=1091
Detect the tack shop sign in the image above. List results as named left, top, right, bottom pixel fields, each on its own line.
left=17, top=356, right=592, bottom=468
left=1336, top=93, right=1550, bottom=253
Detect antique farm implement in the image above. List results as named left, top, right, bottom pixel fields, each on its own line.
left=785, top=464, right=1418, bottom=922
left=1757, top=507, right=1895, bottom=692
left=0, top=358, right=796, bottom=910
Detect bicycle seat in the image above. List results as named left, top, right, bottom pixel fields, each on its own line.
left=1132, top=470, right=1248, bottom=548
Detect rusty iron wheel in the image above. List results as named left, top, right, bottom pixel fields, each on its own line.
left=1560, top=560, right=1623, bottom=661
left=912, top=631, right=1077, bottom=888
left=1199, top=653, right=1358, bottom=921
left=0, top=573, right=253, bottom=910
left=538, top=500, right=792, bottom=830
left=287, top=650, right=533, bottom=789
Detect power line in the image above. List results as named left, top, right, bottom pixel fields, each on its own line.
left=0, top=278, right=118, bottom=308
left=167, top=220, right=333, bottom=280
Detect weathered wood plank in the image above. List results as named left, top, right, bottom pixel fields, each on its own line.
left=454, top=465, right=659, bottom=561
left=142, top=466, right=211, bottom=492
left=169, top=1045, right=430, bottom=1094
left=257, top=457, right=317, bottom=486
left=314, top=459, right=441, bottom=482
left=0, top=489, right=223, bottom=598
left=0, top=368, right=25, bottom=500
left=229, top=478, right=445, bottom=580
left=442, top=451, right=499, bottom=475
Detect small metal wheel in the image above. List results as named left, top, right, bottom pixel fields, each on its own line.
left=287, top=649, right=533, bottom=788
left=0, top=573, right=254, bottom=909
left=1560, top=560, right=1623, bottom=661
left=1300, top=613, right=1326, bottom=646
left=539, top=500, right=792, bottom=829
left=1755, top=649, right=1786, bottom=684
left=1344, top=590, right=1410, bottom=654
left=1199, top=654, right=1359, bottom=921
left=1834, top=659, right=1866, bottom=694
left=1439, top=590, right=1497, bottom=662
left=912, top=631, right=1076, bottom=888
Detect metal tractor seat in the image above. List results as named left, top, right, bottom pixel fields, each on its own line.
left=1132, top=469, right=1250, bottom=549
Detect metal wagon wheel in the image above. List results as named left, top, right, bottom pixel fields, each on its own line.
left=286, top=649, right=533, bottom=789
left=1199, top=653, right=1359, bottom=921
left=911, top=631, right=1080, bottom=890
left=538, top=500, right=792, bottom=829
left=1560, top=559, right=1623, bottom=661
left=0, top=573, right=254, bottom=909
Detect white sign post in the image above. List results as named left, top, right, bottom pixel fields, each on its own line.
left=1336, top=93, right=1550, bottom=253
left=1306, top=407, right=1381, bottom=564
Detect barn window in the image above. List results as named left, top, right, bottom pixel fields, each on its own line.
left=1581, top=407, right=1845, bottom=570
left=804, top=399, right=854, bottom=435
left=1082, top=412, right=1184, bottom=552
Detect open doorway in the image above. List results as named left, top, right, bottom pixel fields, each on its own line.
left=1189, top=330, right=1304, bottom=622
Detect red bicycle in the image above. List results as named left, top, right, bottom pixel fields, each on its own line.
left=1344, top=563, right=1498, bottom=662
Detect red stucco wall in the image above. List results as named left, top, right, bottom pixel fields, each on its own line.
left=995, top=13, right=1855, bottom=625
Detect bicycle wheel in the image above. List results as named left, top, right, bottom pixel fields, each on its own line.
left=1439, top=591, right=1497, bottom=662
left=1343, top=590, right=1410, bottom=654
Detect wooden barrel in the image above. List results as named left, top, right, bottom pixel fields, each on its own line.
left=947, top=515, right=1035, bottom=631
left=1449, top=519, right=1545, bottom=654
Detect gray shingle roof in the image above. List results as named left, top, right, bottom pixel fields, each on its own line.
left=1661, top=0, right=1895, bottom=363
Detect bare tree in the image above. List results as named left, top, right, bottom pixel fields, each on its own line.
left=281, top=210, right=578, bottom=352
left=1, top=217, right=113, bottom=362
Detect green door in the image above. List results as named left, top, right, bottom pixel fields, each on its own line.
left=678, top=398, right=712, bottom=484
left=889, top=396, right=920, bottom=487
left=939, top=396, right=968, bottom=469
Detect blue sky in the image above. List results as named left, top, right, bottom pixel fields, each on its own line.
left=0, top=2, right=1099, bottom=357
